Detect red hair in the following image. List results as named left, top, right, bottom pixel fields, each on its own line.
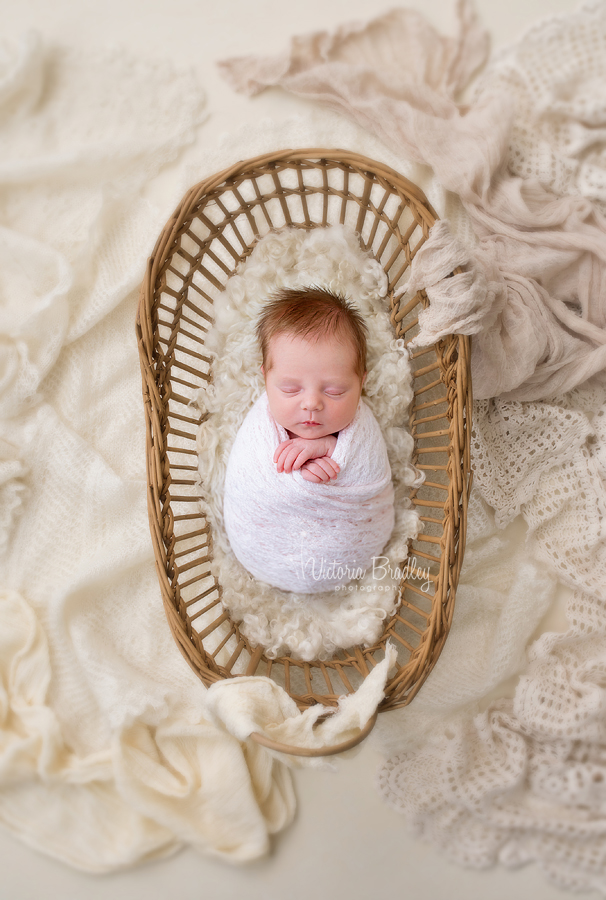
left=257, top=287, right=367, bottom=378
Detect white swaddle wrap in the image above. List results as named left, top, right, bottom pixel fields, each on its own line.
left=224, top=392, right=395, bottom=593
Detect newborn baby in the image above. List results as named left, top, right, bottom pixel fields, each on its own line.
left=223, top=287, right=395, bottom=593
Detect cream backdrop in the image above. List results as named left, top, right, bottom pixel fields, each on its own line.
left=1, top=1, right=596, bottom=899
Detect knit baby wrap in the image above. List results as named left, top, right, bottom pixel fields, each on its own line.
left=224, top=392, right=395, bottom=593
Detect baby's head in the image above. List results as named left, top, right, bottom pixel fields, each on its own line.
left=257, top=287, right=367, bottom=439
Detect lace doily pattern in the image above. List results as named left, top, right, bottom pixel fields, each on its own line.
left=378, top=693, right=606, bottom=894
left=471, top=398, right=595, bottom=527
left=474, top=1, right=606, bottom=211
left=377, top=378, right=606, bottom=894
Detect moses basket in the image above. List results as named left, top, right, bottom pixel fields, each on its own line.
left=136, top=149, right=472, bottom=751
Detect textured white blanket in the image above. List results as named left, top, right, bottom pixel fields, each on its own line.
left=224, top=392, right=394, bottom=594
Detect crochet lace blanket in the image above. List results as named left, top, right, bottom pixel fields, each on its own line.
left=377, top=380, right=606, bottom=895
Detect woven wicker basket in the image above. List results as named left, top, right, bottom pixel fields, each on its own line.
left=136, top=149, right=472, bottom=742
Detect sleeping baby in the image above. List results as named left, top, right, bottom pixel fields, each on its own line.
left=223, top=287, right=395, bottom=593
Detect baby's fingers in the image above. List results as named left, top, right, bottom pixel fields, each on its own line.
left=275, top=442, right=304, bottom=472
left=282, top=445, right=310, bottom=473
left=312, top=456, right=340, bottom=480
left=301, top=459, right=332, bottom=483
left=324, top=458, right=340, bottom=477
left=274, top=440, right=292, bottom=469
left=300, top=467, right=323, bottom=483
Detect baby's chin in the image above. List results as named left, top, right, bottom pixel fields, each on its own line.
left=286, top=425, right=334, bottom=440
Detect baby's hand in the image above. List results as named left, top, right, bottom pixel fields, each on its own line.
left=274, top=435, right=338, bottom=475
left=299, top=456, right=340, bottom=483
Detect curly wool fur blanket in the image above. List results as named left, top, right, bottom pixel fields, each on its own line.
left=196, top=224, right=422, bottom=661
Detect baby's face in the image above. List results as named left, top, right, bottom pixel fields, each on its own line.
left=263, top=332, right=364, bottom=439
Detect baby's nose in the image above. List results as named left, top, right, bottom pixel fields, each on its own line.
left=301, top=391, right=322, bottom=410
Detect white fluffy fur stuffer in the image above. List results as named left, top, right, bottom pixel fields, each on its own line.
left=196, top=225, right=422, bottom=661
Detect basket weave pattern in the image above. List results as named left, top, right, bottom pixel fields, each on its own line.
left=136, top=150, right=472, bottom=711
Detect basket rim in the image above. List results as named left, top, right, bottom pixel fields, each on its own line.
left=142, top=148, right=441, bottom=292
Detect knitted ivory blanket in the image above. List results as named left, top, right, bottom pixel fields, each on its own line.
left=0, top=34, right=409, bottom=873
left=224, top=393, right=394, bottom=594
left=0, top=32, right=306, bottom=871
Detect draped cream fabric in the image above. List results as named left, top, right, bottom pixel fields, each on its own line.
left=0, top=32, right=298, bottom=869
left=0, top=32, right=402, bottom=870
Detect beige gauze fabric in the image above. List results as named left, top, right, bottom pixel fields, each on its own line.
left=218, top=0, right=606, bottom=401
